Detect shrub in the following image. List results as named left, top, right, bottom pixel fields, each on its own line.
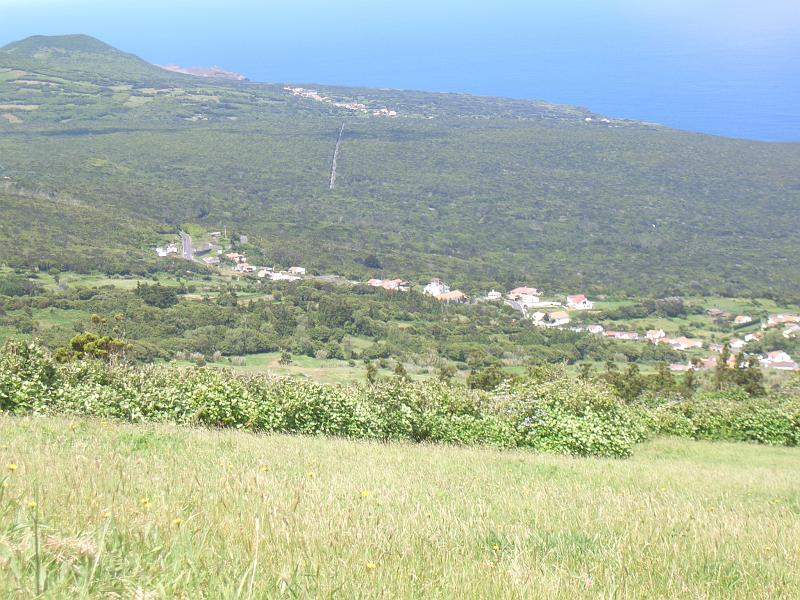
left=3, top=341, right=798, bottom=457
left=651, top=391, right=799, bottom=446
left=500, top=376, right=645, bottom=458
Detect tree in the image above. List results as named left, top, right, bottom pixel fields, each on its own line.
left=363, top=254, right=382, bottom=269
left=578, top=363, right=594, bottom=381
left=279, top=351, right=293, bottom=365
left=365, top=361, right=378, bottom=384
left=135, top=282, right=179, bottom=308
left=393, top=362, right=409, bottom=380
left=714, top=343, right=731, bottom=390
left=55, top=332, right=130, bottom=363
left=682, top=368, right=698, bottom=396
left=437, top=365, right=456, bottom=383
left=467, top=363, right=505, bottom=391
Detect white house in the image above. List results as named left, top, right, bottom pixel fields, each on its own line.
left=783, top=323, right=800, bottom=339
left=288, top=266, right=306, bottom=275
left=546, top=311, right=571, bottom=327
left=646, top=329, right=666, bottom=343
left=762, top=350, right=793, bottom=364
left=764, top=314, right=800, bottom=329
left=587, top=324, right=605, bottom=334
left=508, top=286, right=540, bottom=307
left=729, top=338, right=746, bottom=351
left=734, top=315, right=753, bottom=326
left=668, top=337, right=704, bottom=351
left=487, top=289, right=502, bottom=301
left=424, top=278, right=450, bottom=297
left=270, top=272, right=301, bottom=282
left=566, top=294, right=593, bottom=310
left=605, top=331, right=640, bottom=341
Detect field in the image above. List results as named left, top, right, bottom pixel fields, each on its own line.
left=1, top=417, right=798, bottom=598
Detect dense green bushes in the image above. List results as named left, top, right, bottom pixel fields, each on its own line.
left=2, top=341, right=798, bottom=457
left=1, top=340, right=642, bottom=457
left=649, top=391, right=800, bottom=446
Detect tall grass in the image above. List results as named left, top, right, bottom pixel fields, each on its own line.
left=1, top=416, right=799, bottom=598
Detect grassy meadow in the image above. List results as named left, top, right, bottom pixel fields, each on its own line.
left=1, top=417, right=798, bottom=598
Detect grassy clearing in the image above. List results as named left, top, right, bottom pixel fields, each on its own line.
left=176, top=352, right=440, bottom=385
left=1, top=417, right=798, bottom=598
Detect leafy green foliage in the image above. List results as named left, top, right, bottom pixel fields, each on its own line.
left=650, top=391, right=800, bottom=446
left=53, top=332, right=129, bottom=363
left=134, top=282, right=179, bottom=308
left=3, top=341, right=799, bottom=455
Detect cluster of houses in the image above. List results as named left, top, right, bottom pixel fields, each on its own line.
left=764, top=314, right=800, bottom=339
left=421, top=278, right=468, bottom=304
left=223, top=252, right=306, bottom=281
left=283, top=87, right=398, bottom=117
left=367, top=278, right=410, bottom=292
left=153, top=247, right=800, bottom=372
left=670, top=349, right=798, bottom=373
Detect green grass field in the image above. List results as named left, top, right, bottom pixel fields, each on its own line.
left=176, top=352, right=443, bottom=385
left=1, top=417, right=798, bottom=598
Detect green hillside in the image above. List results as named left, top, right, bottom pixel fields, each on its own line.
left=1, top=35, right=799, bottom=296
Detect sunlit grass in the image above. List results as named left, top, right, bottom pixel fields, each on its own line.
left=1, top=416, right=798, bottom=597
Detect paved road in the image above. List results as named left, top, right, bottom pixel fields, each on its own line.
left=504, top=299, right=526, bottom=314
left=179, top=231, right=194, bottom=261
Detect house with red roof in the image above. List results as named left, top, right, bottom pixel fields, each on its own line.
left=566, top=294, right=593, bottom=310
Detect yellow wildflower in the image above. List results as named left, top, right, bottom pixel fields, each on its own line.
left=6, top=463, right=17, bottom=472
left=360, top=490, right=371, bottom=498
left=27, top=500, right=37, bottom=510
left=172, top=517, right=184, bottom=526
left=260, top=465, right=269, bottom=472
left=366, top=562, right=376, bottom=571
left=139, top=497, right=151, bottom=509
left=306, top=471, right=315, bottom=479
left=101, top=509, right=112, bottom=519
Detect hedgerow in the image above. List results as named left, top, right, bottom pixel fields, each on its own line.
left=2, top=341, right=798, bottom=457
left=650, top=391, right=800, bottom=446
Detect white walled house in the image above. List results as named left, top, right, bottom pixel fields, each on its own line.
left=487, top=289, right=502, bottom=301
left=424, top=278, right=450, bottom=297
left=508, top=286, right=541, bottom=307
left=566, top=294, right=593, bottom=310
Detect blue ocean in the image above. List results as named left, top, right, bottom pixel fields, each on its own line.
left=2, top=0, right=798, bottom=141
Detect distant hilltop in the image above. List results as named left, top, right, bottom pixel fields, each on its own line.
left=158, top=64, right=248, bottom=81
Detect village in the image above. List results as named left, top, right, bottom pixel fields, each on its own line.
left=156, top=237, right=800, bottom=373
left=283, top=86, right=398, bottom=117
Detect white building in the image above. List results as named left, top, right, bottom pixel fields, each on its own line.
left=508, top=286, right=541, bottom=307
left=566, top=294, right=594, bottom=310
left=288, top=266, right=306, bottom=275
left=487, top=289, right=502, bottom=301
left=424, top=278, right=450, bottom=297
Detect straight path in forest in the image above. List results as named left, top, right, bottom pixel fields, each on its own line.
left=329, top=122, right=345, bottom=190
